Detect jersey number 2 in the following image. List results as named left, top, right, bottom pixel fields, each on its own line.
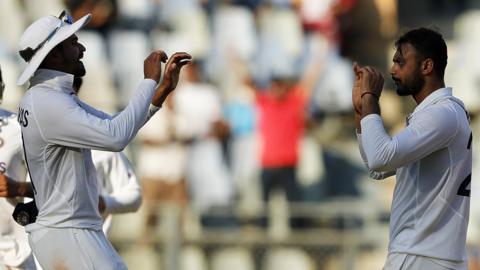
left=457, top=132, right=472, bottom=197
left=457, top=174, right=471, bottom=197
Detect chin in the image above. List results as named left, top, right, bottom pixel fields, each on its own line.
left=75, top=65, right=86, bottom=77
left=396, top=87, right=411, bottom=96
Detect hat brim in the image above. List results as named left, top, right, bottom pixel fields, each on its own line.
left=17, top=14, right=92, bottom=85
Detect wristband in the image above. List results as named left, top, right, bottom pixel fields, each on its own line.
left=361, top=91, right=379, bottom=100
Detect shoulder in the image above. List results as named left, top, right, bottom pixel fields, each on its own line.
left=25, top=88, right=77, bottom=116
left=412, top=100, right=462, bottom=136
left=26, top=86, right=74, bottom=103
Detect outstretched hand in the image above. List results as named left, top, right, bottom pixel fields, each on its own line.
left=161, top=52, right=192, bottom=92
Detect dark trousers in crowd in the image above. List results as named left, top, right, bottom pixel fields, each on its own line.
left=260, top=166, right=304, bottom=228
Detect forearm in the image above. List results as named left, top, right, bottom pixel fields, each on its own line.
left=151, top=84, right=171, bottom=108
left=360, top=114, right=398, bottom=171
left=144, top=84, right=169, bottom=123
left=359, top=94, right=398, bottom=171
left=44, top=79, right=157, bottom=151
left=357, top=134, right=396, bottom=179
left=361, top=93, right=381, bottom=118
left=102, top=191, right=142, bottom=214
left=0, top=178, right=34, bottom=198
left=355, top=111, right=362, bottom=133
left=17, top=181, right=34, bottom=198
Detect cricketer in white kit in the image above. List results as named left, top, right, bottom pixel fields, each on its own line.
left=0, top=71, right=141, bottom=269
left=353, top=28, right=472, bottom=270
left=0, top=108, right=35, bottom=270
left=15, top=10, right=191, bottom=270
left=92, top=150, right=141, bottom=235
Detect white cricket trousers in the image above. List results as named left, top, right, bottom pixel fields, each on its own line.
left=383, top=253, right=466, bottom=270
left=28, top=227, right=127, bottom=270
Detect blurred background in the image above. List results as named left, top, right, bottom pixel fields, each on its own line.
left=2, top=0, right=480, bottom=269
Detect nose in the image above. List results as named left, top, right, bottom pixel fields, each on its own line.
left=389, top=64, right=395, bottom=77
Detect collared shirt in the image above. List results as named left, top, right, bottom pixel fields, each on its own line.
left=0, top=108, right=32, bottom=267
left=358, top=87, right=472, bottom=267
left=19, top=69, right=158, bottom=231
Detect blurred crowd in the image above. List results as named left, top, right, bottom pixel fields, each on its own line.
left=0, top=0, right=397, bottom=225
left=4, top=0, right=480, bottom=269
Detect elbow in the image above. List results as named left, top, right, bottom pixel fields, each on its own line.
left=368, top=158, right=386, bottom=171
left=125, top=191, right=142, bottom=213
left=367, top=155, right=396, bottom=172
left=365, top=142, right=397, bottom=172
left=131, top=195, right=142, bottom=212
left=106, top=137, right=128, bottom=152
left=369, top=170, right=389, bottom=180
left=368, top=158, right=390, bottom=172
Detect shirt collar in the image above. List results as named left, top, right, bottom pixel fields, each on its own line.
left=29, top=69, right=75, bottom=94
left=412, top=87, right=452, bottom=114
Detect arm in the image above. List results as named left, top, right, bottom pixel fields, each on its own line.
left=352, top=63, right=394, bottom=178
left=357, top=133, right=395, bottom=179
left=0, top=174, right=34, bottom=198
left=354, top=66, right=456, bottom=171
left=150, top=52, right=191, bottom=109
left=34, top=52, right=191, bottom=152
left=35, top=79, right=156, bottom=152
left=361, top=107, right=456, bottom=171
left=97, top=152, right=141, bottom=215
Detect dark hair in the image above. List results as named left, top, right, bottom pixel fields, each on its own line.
left=395, top=27, right=447, bottom=79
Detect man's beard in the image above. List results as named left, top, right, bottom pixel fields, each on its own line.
left=395, top=71, right=425, bottom=96
left=75, top=61, right=86, bottom=77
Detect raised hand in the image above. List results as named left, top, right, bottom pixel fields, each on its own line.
left=150, top=52, right=192, bottom=107
left=144, top=50, right=168, bottom=83
left=352, top=62, right=363, bottom=114
left=359, top=66, right=384, bottom=98
left=160, top=52, right=192, bottom=93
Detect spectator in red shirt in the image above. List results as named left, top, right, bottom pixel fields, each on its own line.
left=256, top=73, right=309, bottom=227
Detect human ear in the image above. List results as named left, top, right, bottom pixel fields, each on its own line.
left=422, top=58, right=434, bottom=75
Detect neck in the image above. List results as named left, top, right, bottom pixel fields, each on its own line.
left=412, top=79, right=445, bottom=105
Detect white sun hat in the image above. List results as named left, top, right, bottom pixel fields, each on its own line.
left=17, top=11, right=91, bottom=85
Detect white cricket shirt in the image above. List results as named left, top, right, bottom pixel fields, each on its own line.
left=0, top=108, right=31, bottom=267
left=91, top=150, right=141, bottom=235
left=358, top=88, right=472, bottom=268
left=19, top=69, right=158, bottom=231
